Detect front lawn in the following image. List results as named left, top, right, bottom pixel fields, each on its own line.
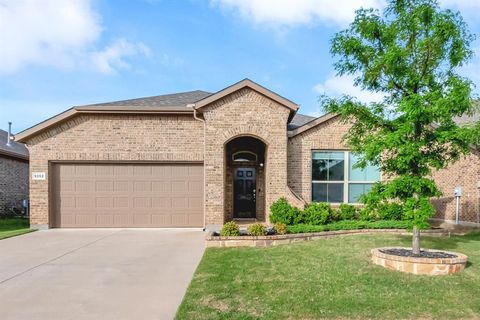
left=0, top=218, right=33, bottom=240
left=177, top=232, right=480, bottom=319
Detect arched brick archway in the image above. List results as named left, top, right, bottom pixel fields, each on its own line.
left=224, top=136, right=267, bottom=222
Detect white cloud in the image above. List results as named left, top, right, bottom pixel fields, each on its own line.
left=313, top=74, right=384, bottom=104
left=91, top=39, right=152, bottom=74
left=210, top=0, right=385, bottom=27
left=0, top=0, right=150, bottom=74
left=211, top=0, right=480, bottom=29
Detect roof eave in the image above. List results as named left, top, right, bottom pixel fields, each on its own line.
left=0, top=149, right=29, bottom=161
left=15, top=106, right=195, bottom=142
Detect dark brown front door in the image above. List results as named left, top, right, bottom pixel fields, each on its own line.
left=233, top=167, right=256, bottom=218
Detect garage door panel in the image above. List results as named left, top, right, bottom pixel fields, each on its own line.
left=114, top=181, right=130, bottom=193
left=53, top=163, right=203, bottom=227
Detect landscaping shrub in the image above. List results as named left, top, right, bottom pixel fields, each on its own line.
left=270, top=197, right=300, bottom=225
left=303, top=202, right=336, bottom=225
left=359, top=202, right=405, bottom=221
left=287, top=220, right=414, bottom=234
left=377, top=203, right=404, bottom=220
left=338, top=204, right=358, bottom=220
left=220, top=221, right=240, bottom=236
left=247, top=223, right=267, bottom=236
left=273, top=223, right=288, bottom=235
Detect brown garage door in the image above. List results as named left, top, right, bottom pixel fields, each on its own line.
left=51, top=163, right=203, bottom=228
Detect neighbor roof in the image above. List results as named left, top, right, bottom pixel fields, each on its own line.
left=0, top=129, right=29, bottom=160
left=454, top=101, right=480, bottom=126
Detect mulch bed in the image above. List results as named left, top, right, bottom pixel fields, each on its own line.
left=380, top=248, right=458, bottom=259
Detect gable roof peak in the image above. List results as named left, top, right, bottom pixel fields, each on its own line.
left=194, top=78, right=299, bottom=113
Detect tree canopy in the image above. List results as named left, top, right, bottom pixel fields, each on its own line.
left=322, top=0, right=480, bottom=249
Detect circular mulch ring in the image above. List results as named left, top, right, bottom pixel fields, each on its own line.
left=372, top=247, right=468, bottom=276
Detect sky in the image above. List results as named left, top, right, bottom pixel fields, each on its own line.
left=1, top=0, right=480, bottom=133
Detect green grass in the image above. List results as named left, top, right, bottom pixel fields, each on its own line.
left=0, top=218, right=33, bottom=240
left=177, top=232, right=480, bottom=319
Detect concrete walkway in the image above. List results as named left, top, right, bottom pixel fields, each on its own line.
left=0, top=229, right=205, bottom=320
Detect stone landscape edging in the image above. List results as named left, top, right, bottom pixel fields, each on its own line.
left=205, top=228, right=450, bottom=248
left=371, top=247, right=468, bottom=275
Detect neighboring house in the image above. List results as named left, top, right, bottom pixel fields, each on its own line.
left=15, top=79, right=480, bottom=229
left=0, top=129, right=29, bottom=215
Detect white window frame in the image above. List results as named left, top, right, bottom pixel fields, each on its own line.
left=311, top=150, right=380, bottom=204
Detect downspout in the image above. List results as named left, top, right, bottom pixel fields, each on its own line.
left=190, top=104, right=207, bottom=231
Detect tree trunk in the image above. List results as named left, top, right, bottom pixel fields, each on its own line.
left=412, top=225, right=421, bottom=255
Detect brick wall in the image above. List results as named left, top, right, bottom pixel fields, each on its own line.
left=431, top=151, right=480, bottom=223
left=0, top=155, right=29, bottom=214
left=287, top=116, right=350, bottom=203
left=287, top=115, right=480, bottom=223
left=25, top=114, right=204, bottom=227
left=202, top=88, right=291, bottom=226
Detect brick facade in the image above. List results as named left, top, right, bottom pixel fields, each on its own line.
left=431, top=152, right=480, bottom=224
left=288, top=116, right=350, bottom=202
left=25, top=114, right=204, bottom=228
left=202, top=88, right=292, bottom=227
left=288, top=115, right=480, bottom=224
left=0, top=155, right=29, bottom=214
left=22, top=84, right=480, bottom=228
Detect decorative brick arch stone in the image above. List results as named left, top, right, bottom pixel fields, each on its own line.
left=221, top=126, right=272, bottom=146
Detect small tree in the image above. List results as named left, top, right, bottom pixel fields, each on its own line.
left=323, top=0, right=480, bottom=254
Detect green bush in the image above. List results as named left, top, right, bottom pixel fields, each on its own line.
left=247, top=223, right=267, bottom=236
left=270, top=198, right=300, bottom=225
left=338, top=204, right=358, bottom=220
left=378, top=203, right=404, bottom=220
left=287, top=220, right=415, bottom=234
left=273, top=223, right=288, bottom=235
left=360, top=202, right=404, bottom=221
left=220, top=221, right=240, bottom=236
left=303, top=202, right=336, bottom=225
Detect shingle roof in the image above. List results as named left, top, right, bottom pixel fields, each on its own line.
left=0, top=130, right=29, bottom=160
left=80, top=90, right=212, bottom=108
left=454, top=100, right=480, bottom=126
left=288, top=113, right=317, bottom=131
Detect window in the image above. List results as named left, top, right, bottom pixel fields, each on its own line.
left=312, top=151, right=380, bottom=203
left=233, top=151, right=257, bottom=162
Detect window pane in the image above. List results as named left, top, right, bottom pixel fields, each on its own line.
left=328, top=183, right=344, bottom=203
left=365, top=165, right=380, bottom=181
left=312, top=159, right=328, bottom=180
left=312, top=183, right=328, bottom=202
left=312, top=183, right=344, bottom=203
left=312, top=151, right=343, bottom=160
left=312, top=152, right=344, bottom=181
left=349, top=153, right=380, bottom=181
left=328, top=159, right=344, bottom=181
left=348, top=183, right=374, bottom=203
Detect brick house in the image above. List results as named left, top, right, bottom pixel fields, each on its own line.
left=15, top=79, right=480, bottom=229
left=0, top=129, right=29, bottom=215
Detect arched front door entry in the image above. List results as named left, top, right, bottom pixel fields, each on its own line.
left=225, top=136, right=266, bottom=220
left=234, top=167, right=256, bottom=218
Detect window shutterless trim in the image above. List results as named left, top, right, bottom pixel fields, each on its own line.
left=311, top=150, right=380, bottom=204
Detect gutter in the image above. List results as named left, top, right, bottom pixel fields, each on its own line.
left=189, top=104, right=207, bottom=231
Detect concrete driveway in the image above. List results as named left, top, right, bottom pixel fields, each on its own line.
left=0, top=229, right=205, bottom=320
